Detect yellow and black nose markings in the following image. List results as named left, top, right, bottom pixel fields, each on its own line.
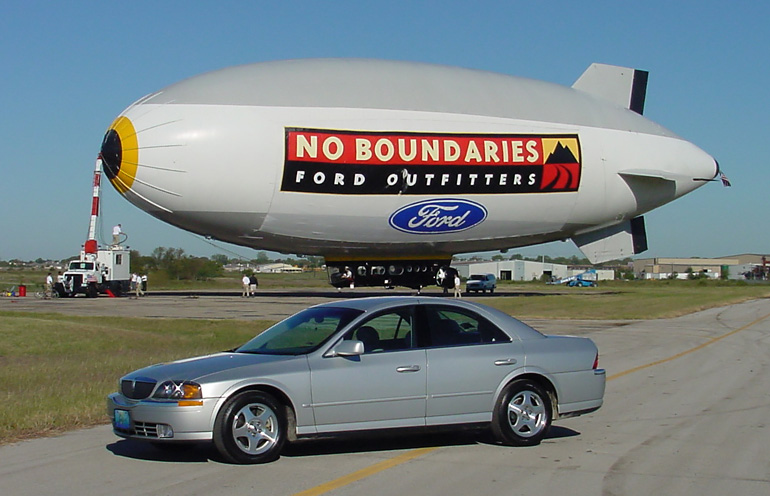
left=101, top=116, right=138, bottom=194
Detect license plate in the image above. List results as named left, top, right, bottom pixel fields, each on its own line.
left=114, top=409, right=130, bottom=430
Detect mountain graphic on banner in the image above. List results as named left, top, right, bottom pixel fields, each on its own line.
left=545, top=142, right=578, bottom=164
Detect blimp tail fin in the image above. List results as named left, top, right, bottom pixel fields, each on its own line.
left=572, top=63, right=649, bottom=115
left=572, top=217, right=648, bottom=264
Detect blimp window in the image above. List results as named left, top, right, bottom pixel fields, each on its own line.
left=388, top=265, right=404, bottom=276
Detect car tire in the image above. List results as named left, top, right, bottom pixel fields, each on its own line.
left=213, top=390, right=286, bottom=464
left=490, top=288, right=495, bottom=294
left=491, top=379, right=552, bottom=446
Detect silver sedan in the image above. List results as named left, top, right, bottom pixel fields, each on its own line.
left=107, top=296, right=605, bottom=463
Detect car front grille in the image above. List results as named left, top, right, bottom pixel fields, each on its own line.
left=114, top=420, right=159, bottom=438
left=132, top=421, right=160, bottom=438
left=121, top=379, right=156, bottom=399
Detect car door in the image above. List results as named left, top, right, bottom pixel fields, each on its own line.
left=422, top=304, right=524, bottom=425
left=309, top=305, right=427, bottom=432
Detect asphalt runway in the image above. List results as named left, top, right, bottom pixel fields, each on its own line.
left=1, top=294, right=769, bottom=495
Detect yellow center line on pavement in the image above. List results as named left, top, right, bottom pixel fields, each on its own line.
left=292, top=447, right=437, bottom=496
left=294, top=310, right=770, bottom=496
left=607, top=311, right=770, bottom=382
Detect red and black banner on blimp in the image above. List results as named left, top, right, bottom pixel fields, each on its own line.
left=281, top=128, right=581, bottom=195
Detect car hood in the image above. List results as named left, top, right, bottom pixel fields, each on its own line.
left=125, top=352, right=301, bottom=383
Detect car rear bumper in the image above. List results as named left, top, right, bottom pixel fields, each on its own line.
left=555, top=368, right=606, bottom=418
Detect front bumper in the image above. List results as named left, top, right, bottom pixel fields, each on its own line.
left=107, top=392, right=218, bottom=442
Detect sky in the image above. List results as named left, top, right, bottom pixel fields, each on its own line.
left=1, top=1, right=766, bottom=262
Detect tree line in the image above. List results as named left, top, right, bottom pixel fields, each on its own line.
left=129, top=248, right=326, bottom=281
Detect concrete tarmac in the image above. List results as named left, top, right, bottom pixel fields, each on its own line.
left=0, top=288, right=627, bottom=334
left=1, top=294, right=769, bottom=495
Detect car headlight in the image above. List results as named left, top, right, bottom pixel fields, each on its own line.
left=153, top=381, right=203, bottom=400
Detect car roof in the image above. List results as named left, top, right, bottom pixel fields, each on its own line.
left=310, top=296, right=544, bottom=339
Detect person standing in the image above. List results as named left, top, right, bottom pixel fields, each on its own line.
left=45, top=272, right=53, bottom=299
left=242, top=274, right=250, bottom=297
left=136, top=274, right=144, bottom=297
left=249, top=275, right=258, bottom=296
left=453, top=274, right=462, bottom=299
left=141, top=274, right=148, bottom=294
left=112, top=224, right=123, bottom=246
left=437, top=267, right=449, bottom=294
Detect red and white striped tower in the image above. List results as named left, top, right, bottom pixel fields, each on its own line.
left=83, top=155, right=103, bottom=255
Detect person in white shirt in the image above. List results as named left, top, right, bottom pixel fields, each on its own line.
left=130, top=273, right=142, bottom=298
left=112, top=224, right=123, bottom=245
left=242, top=275, right=250, bottom=297
left=45, top=272, right=53, bottom=299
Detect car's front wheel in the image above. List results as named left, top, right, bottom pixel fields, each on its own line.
left=213, top=390, right=286, bottom=464
left=491, top=379, right=551, bottom=446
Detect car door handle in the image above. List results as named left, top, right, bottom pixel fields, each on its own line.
left=396, top=365, right=421, bottom=373
left=494, top=358, right=518, bottom=366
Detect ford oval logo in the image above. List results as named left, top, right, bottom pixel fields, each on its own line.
left=389, top=199, right=488, bottom=234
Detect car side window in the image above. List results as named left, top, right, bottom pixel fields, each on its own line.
left=424, top=305, right=510, bottom=347
left=344, top=308, right=415, bottom=353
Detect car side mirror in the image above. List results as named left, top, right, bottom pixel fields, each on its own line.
left=333, top=340, right=365, bottom=357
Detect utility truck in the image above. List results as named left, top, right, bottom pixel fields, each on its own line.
left=61, top=244, right=131, bottom=297
left=58, top=156, right=131, bottom=297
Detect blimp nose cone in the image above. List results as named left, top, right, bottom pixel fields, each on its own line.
left=100, top=128, right=122, bottom=180
left=100, top=116, right=138, bottom=194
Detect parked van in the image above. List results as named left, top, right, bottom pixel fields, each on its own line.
left=466, top=273, right=497, bottom=293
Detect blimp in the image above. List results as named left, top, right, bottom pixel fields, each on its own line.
left=99, top=59, right=718, bottom=289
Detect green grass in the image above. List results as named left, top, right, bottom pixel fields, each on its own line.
left=489, top=279, right=770, bottom=319
left=0, top=313, right=270, bottom=444
left=147, top=270, right=334, bottom=290
left=0, top=269, right=332, bottom=292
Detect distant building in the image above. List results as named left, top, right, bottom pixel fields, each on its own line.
left=722, top=254, right=769, bottom=280
left=453, top=260, right=615, bottom=282
left=223, top=263, right=257, bottom=272
left=255, top=263, right=303, bottom=273
left=633, top=257, right=739, bottom=280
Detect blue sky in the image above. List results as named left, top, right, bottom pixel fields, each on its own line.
left=1, top=1, right=766, bottom=262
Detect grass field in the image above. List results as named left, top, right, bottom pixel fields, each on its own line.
left=0, top=269, right=332, bottom=293
left=488, top=279, right=770, bottom=319
left=0, top=313, right=270, bottom=444
left=0, top=277, right=767, bottom=445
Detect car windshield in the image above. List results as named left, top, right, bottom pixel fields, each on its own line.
left=469, top=275, right=484, bottom=280
left=236, top=306, right=363, bottom=355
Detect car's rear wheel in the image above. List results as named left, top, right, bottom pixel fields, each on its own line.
left=213, top=390, right=286, bottom=464
left=491, top=379, right=551, bottom=446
